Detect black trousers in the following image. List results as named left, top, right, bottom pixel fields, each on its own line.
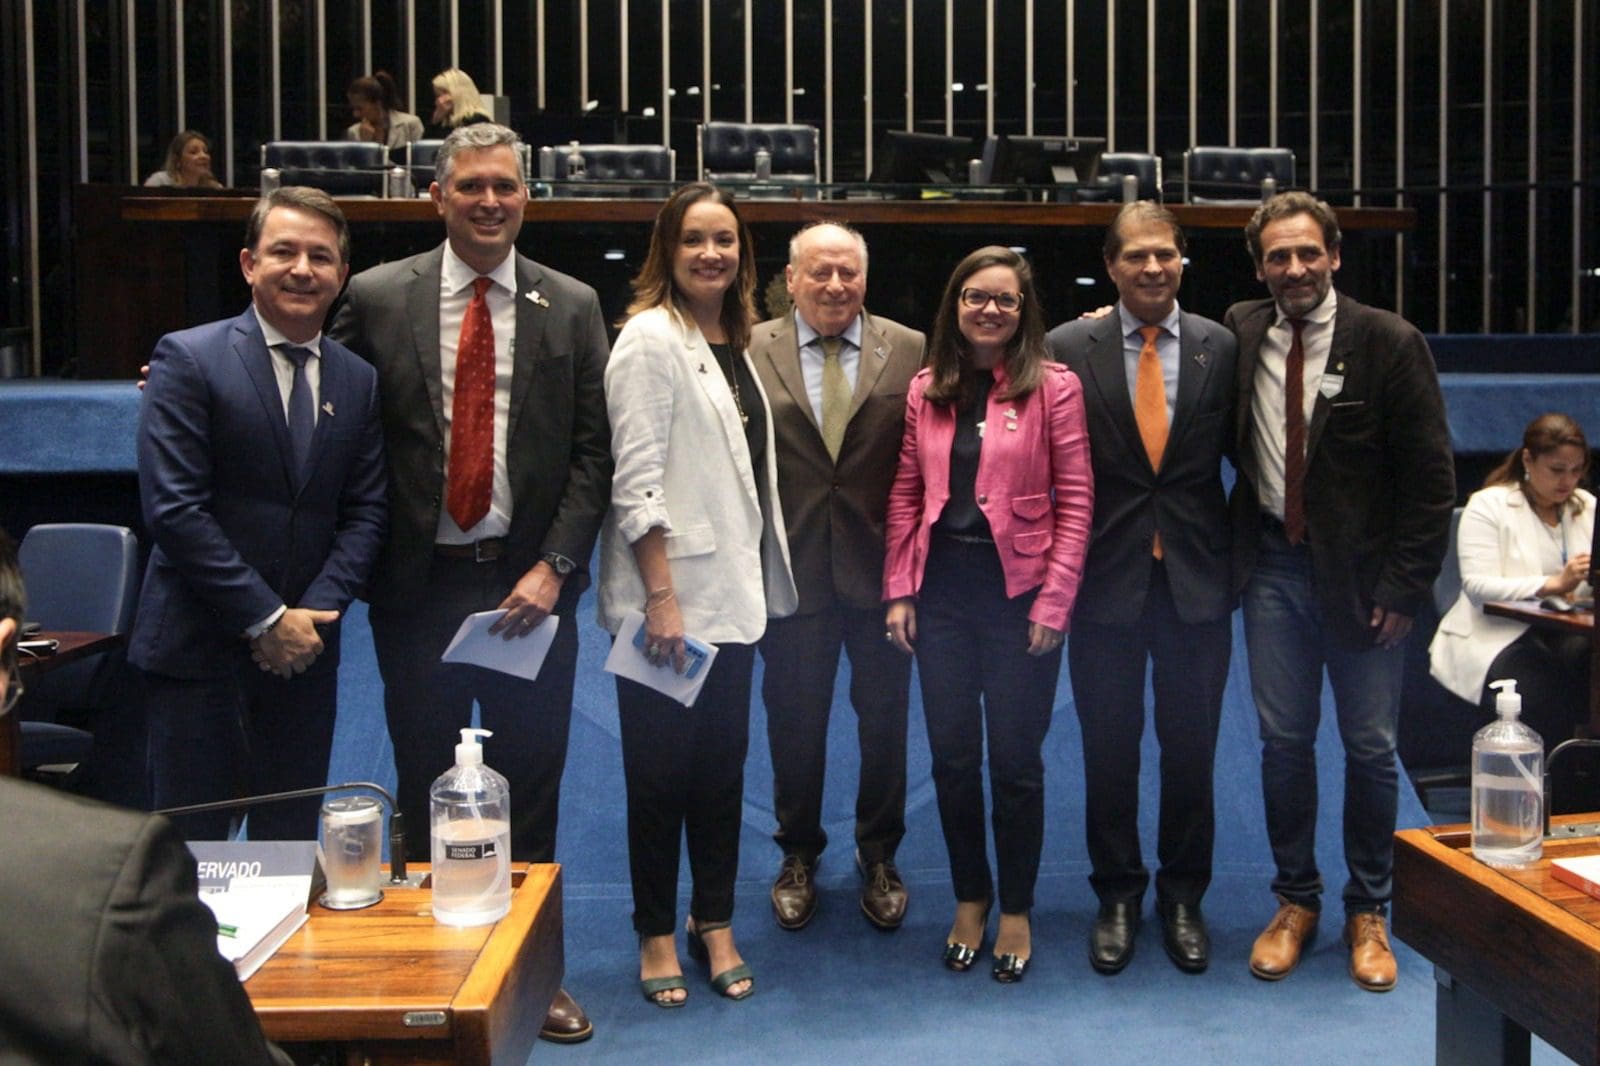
left=144, top=664, right=337, bottom=841
left=617, top=642, right=756, bottom=937
left=1067, top=560, right=1231, bottom=907
left=759, top=604, right=911, bottom=867
left=368, top=554, right=577, bottom=863
left=915, top=535, right=1061, bottom=915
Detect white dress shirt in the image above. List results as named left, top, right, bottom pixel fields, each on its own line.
left=435, top=244, right=517, bottom=543
left=1250, top=287, right=1338, bottom=520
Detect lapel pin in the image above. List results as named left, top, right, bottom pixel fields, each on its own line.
left=322, top=401, right=335, bottom=417
left=526, top=289, right=549, bottom=308
left=977, top=419, right=987, bottom=439
left=1194, top=350, right=1209, bottom=368
left=697, top=363, right=708, bottom=374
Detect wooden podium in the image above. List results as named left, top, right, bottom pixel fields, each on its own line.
left=246, top=863, right=563, bottom=1066
left=1394, top=819, right=1600, bottom=1065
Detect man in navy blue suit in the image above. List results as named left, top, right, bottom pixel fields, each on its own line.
left=132, top=186, right=387, bottom=841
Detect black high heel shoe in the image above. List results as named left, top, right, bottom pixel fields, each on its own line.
left=992, top=911, right=1032, bottom=983
left=943, top=902, right=992, bottom=972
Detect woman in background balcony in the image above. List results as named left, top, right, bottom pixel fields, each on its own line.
left=344, top=71, right=423, bottom=149
left=143, top=130, right=222, bottom=189
left=597, top=183, right=796, bottom=1008
left=1430, top=412, right=1593, bottom=752
left=430, top=68, right=493, bottom=134
left=883, top=245, right=1093, bottom=984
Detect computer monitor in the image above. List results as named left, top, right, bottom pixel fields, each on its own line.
left=869, top=130, right=978, bottom=185
left=988, top=135, right=1106, bottom=188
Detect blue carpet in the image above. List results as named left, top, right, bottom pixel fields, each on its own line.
left=326, top=592, right=1569, bottom=1065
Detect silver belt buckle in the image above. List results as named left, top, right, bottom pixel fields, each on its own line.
left=474, top=539, right=494, bottom=563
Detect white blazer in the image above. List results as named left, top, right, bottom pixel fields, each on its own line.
left=1429, top=483, right=1595, bottom=703
left=597, top=305, right=798, bottom=644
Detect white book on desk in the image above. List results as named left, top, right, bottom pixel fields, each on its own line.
left=1550, top=854, right=1600, bottom=903
left=188, top=840, right=319, bottom=980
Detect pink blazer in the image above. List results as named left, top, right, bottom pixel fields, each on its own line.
left=883, top=360, right=1094, bottom=632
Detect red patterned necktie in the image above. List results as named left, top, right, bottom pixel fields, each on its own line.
left=1282, top=318, right=1308, bottom=545
left=446, top=276, right=495, bottom=531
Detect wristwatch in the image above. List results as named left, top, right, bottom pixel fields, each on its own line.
left=541, top=552, right=577, bottom=578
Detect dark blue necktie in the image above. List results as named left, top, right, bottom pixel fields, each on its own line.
left=283, top=344, right=316, bottom=481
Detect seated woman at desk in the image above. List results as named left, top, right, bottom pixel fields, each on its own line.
left=430, top=68, right=493, bottom=134
left=1430, top=412, right=1593, bottom=747
left=344, top=71, right=423, bottom=148
left=143, top=130, right=222, bottom=188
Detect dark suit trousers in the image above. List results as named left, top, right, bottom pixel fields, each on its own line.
left=759, top=605, right=911, bottom=866
left=915, top=535, right=1061, bottom=915
left=1067, top=560, right=1231, bottom=907
left=144, top=665, right=337, bottom=841
left=617, top=643, right=756, bottom=937
left=368, top=555, right=577, bottom=863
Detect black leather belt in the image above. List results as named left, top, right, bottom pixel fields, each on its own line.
left=434, top=538, right=506, bottom=562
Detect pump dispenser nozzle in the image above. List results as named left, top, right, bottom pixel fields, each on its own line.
left=455, top=727, right=493, bottom=767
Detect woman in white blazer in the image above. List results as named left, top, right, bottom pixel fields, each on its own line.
left=1429, top=413, right=1593, bottom=747
left=598, top=183, right=796, bottom=1009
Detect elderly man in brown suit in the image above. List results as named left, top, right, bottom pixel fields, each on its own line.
left=751, top=221, right=926, bottom=931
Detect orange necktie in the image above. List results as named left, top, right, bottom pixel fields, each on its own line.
left=1134, top=324, right=1167, bottom=558
left=446, top=276, right=495, bottom=531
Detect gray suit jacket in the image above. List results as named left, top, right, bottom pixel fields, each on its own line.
left=329, top=244, right=612, bottom=610
left=750, top=310, right=925, bottom=614
left=0, top=778, right=289, bottom=1066
left=1047, top=308, right=1238, bottom=626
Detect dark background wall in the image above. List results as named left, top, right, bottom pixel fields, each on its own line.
left=2, top=0, right=1597, bottom=378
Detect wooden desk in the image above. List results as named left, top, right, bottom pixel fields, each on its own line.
left=247, top=863, right=563, bottom=1066
left=1394, top=818, right=1600, bottom=1065
left=1485, top=600, right=1599, bottom=734
left=2, top=630, right=123, bottom=775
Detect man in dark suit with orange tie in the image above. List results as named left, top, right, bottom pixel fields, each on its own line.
left=132, top=186, right=387, bottom=844
left=1047, top=201, right=1237, bottom=975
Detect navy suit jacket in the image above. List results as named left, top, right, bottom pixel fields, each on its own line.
left=129, top=307, right=387, bottom=680
left=1047, top=308, right=1238, bottom=626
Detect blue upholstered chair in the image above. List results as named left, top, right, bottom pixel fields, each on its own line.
left=1181, top=146, right=1295, bottom=203
left=698, top=122, right=819, bottom=184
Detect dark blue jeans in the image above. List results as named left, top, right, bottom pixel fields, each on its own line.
left=1242, top=526, right=1405, bottom=916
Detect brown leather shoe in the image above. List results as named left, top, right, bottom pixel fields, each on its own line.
left=771, top=854, right=817, bottom=930
left=856, top=849, right=908, bottom=929
left=1344, top=912, right=1398, bottom=993
left=1248, top=897, right=1319, bottom=981
left=539, top=987, right=594, bottom=1043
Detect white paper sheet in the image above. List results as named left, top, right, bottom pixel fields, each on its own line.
left=440, top=610, right=559, bottom=681
left=603, top=609, right=717, bottom=707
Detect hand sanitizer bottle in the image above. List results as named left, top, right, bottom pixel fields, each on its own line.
left=1471, top=679, right=1544, bottom=867
left=430, top=728, right=512, bottom=926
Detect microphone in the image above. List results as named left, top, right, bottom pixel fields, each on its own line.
left=156, top=780, right=409, bottom=885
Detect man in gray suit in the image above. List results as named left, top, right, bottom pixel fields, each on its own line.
left=328, top=123, right=610, bottom=1043
left=750, top=222, right=926, bottom=931
left=1047, top=202, right=1237, bottom=976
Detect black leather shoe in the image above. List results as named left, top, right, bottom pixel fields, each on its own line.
left=1089, top=900, right=1140, bottom=974
left=771, top=854, right=817, bottom=930
left=1158, top=901, right=1210, bottom=974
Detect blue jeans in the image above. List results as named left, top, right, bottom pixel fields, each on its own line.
left=1242, top=526, right=1405, bottom=916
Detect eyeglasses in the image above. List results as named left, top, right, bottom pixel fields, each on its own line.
left=959, top=287, right=1023, bottom=312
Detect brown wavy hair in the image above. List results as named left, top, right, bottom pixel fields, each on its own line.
left=1483, top=412, right=1590, bottom=513
left=621, top=182, right=757, bottom=353
left=923, top=245, right=1048, bottom=407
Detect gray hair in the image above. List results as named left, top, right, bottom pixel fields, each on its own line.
left=788, top=221, right=869, bottom=275
left=245, top=186, right=351, bottom=266
left=435, top=124, right=525, bottom=189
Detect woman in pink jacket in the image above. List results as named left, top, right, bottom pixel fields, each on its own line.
left=884, top=245, right=1093, bottom=983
